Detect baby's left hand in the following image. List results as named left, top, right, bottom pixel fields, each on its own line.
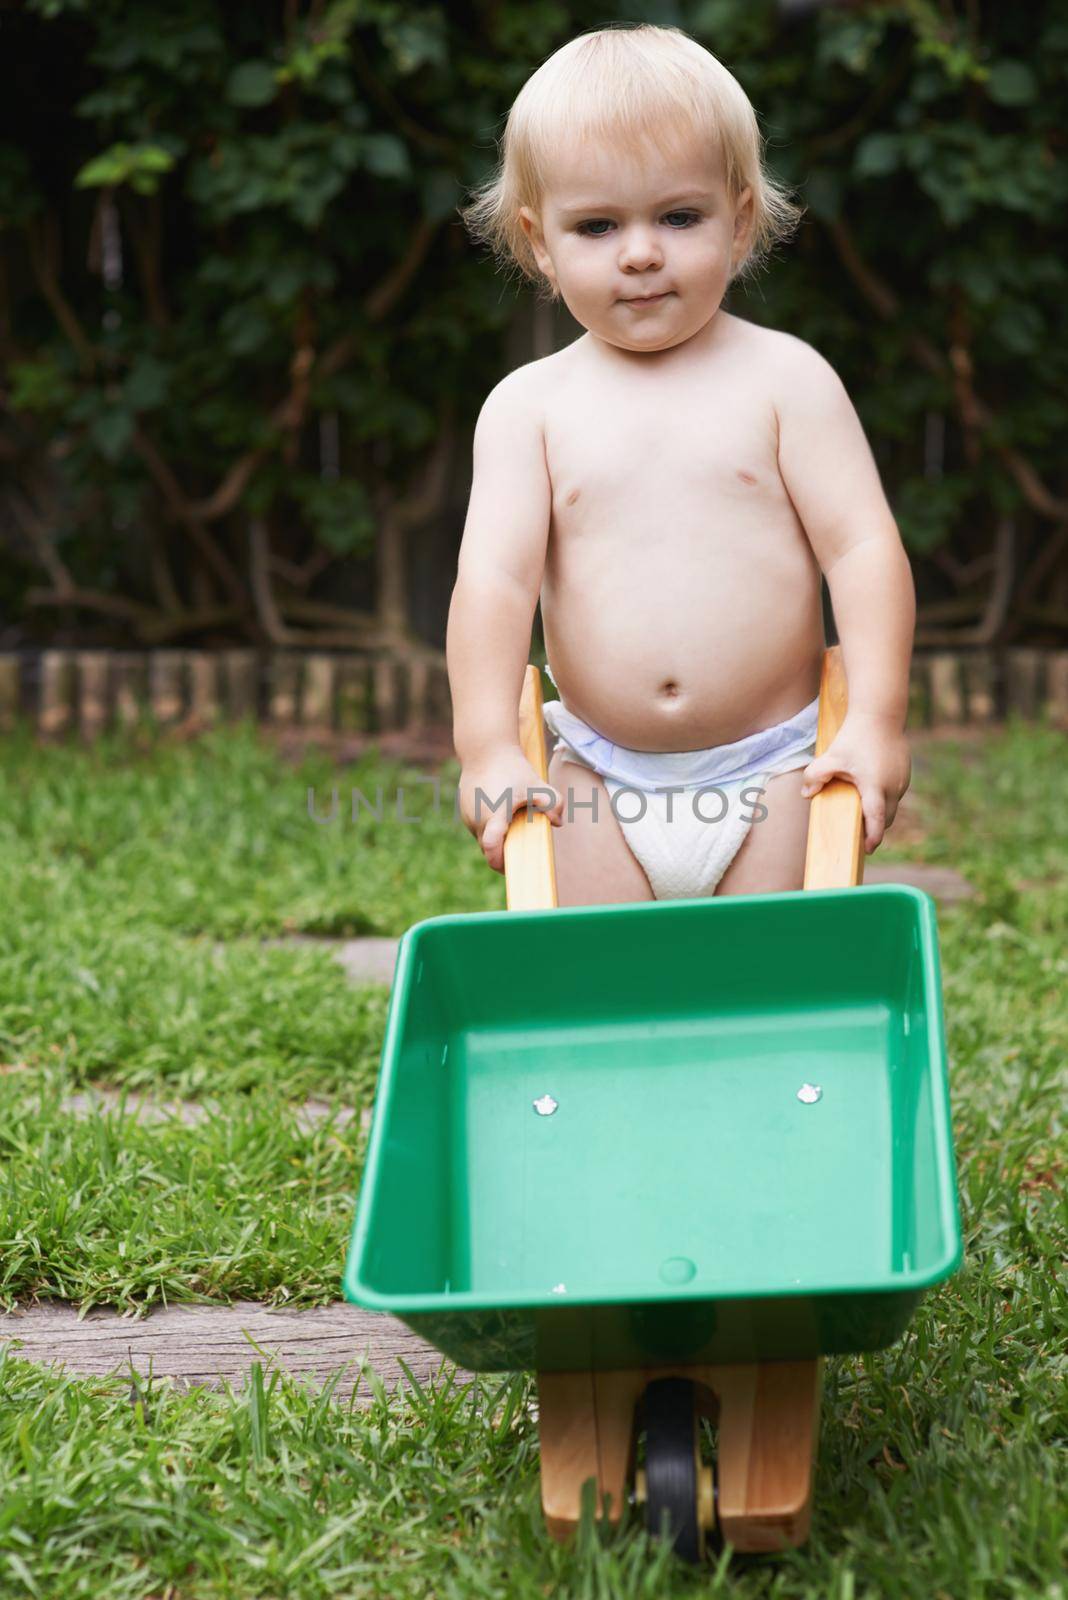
left=800, top=713, right=911, bottom=854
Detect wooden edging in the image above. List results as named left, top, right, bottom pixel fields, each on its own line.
left=0, top=648, right=452, bottom=738
left=0, top=647, right=1066, bottom=740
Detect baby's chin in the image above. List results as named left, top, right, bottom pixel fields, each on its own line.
left=583, top=300, right=724, bottom=354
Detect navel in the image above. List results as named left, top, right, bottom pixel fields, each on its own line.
left=737, top=469, right=758, bottom=486
left=565, top=487, right=581, bottom=506
left=660, top=680, right=680, bottom=698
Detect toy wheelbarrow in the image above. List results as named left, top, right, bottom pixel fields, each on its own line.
left=343, top=646, right=961, bottom=1560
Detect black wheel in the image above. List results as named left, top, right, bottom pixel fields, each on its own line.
left=640, top=1377, right=717, bottom=1564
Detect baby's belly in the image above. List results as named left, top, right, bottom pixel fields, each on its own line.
left=541, top=544, right=825, bottom=752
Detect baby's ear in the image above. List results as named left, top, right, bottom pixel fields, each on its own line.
left=518, top=205, right=545, bottom=247
left=518, top=206, right=556, bottom=292
left=732, top=186, right=755, bottom=255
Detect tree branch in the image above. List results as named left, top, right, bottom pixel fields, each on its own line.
left=183, top=216, right=439, bottom=528
left=806, top=44, right=912, bottom=158
left=363, top=216, right=438, bottom=323
left=119, top=191, right=170, bottom=329
left=25, top=215, right=97, bottom=373
left=268, top=548, right=334, bottom=589
left=1012, top=522, right=1068, bottom=616
left=136, top=604, right=243, bottom=644
left=131, top=425, right=247, bottom=607
left=393, top=401, right=455, bottom=530
left=249, top=516, right=290, bottom=646
left=148, top=518, right=184, bottom=614
left=826, top=217, right=1068, bottom=522
left=26, top=585, right=158, bottom=624
left=914, top=517, right=1015, bottom=647
left=347, top=30, right=458, bottom=158
left=4, top=486, right=74, bottom=590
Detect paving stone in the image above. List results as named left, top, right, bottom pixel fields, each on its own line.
left=862, top=862, right=975, bottom=903
left=253, top=934, right=400, bottom=987
left=0, top=1300, right=468, bottom=1401
left=57, top=1087, right=368, bottom=1132
left=259, top=861, right=976, bottom=994
left=331, top=937, right=400, bottom=986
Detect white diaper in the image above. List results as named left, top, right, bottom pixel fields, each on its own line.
left=541, top=662, right=819, bottom=899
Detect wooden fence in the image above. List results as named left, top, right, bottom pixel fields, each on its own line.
left=0, top=647, right=1066, bottom=740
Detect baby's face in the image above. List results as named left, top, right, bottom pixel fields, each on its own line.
left=518, top=139, right=752, bottom=356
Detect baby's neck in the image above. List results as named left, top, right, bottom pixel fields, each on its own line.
left=586, top=304, right=733, bottom=370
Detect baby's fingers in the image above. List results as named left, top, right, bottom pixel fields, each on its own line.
left=860, top=787, right=887, bottom=854
left=480, top=820, right=506, bottom=875
left=800, top=750, right=849, bottom=799
left=482, top=789, right=562, bottom=874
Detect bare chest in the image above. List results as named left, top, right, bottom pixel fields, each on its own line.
left=543, top=376, right=790, bottom=544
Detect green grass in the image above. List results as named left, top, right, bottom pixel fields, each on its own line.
left=0, top=1076, right=359, bottom=1312
left=0, top=714, right=1065, bottom=1595
left=0, top=718, right=499, bottom=941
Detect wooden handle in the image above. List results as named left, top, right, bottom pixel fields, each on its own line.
left=803, top=646, right=864, bottom=890
left=503, top=665, right=559, bottom=910
left=502, top=651, right=861, bottom=904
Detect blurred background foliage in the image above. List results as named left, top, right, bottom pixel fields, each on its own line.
left=1, top=0, right=1066, bottom=658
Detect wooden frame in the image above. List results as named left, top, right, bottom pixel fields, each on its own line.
left=503, top=647, right=864, bottom=1553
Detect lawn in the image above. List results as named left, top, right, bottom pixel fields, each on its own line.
left=0, top=716, right=1064, bottom=1597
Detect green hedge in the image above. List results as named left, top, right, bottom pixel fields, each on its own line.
left=1, top=1, right=1066, bottom=644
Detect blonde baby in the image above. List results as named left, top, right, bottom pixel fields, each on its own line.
left=446, top=23, right=913, bottom=904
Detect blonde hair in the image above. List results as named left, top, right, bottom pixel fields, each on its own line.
left=459, top=23, right=803, bottom=297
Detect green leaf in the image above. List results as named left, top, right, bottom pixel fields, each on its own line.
left=0, top=142, right=41, bottom=228
left=9, top=359, right=72, bottom=413
left=292, top=476, right=375, bottom=556
left=123, top=357, right=168, bottom=412
left=854, top=133, right=902, bottom=178
left=816, top=16, right=889, bottom=74
left=362, top=134, right=410, bottom=181
left=985, top=61, right=1037, bottom=107
left=227, top=60, right=278, bottom=108
left=420, top=167, right=460, bottom=224
left=803, top=168, right=842, bottom=222
left=380, top=15, right=448, bottom=76
left=893, top=475, right=970, bottom=554
left=219, top=303, right=274, bottom=358
left=90, top=408, right=134, bottom=462
left=75, top=142, right=175, bottom=195
left=989, top=301, right=1044, bottom=357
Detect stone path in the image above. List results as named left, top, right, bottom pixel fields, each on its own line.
left=9, top=853, right=974, bottom=1399
left=59, top=1087, right=370, bottom=1132
left=0, top=1300, right=467, bottom=1401
left=258, top=934, right=401, bottom=987
left=861, top=861, right=975, bottom=903
left=251, top=860, right=975, bottom=988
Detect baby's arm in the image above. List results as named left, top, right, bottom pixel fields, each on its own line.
left=774, top=339, right=915, bottom=852
left=446, top=370, right=563, bottom=872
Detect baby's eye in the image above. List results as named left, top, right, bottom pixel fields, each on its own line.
left=574, top=211, right=701, bottom=237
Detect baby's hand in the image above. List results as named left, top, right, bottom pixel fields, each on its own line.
left=458, top=744, right=564, bottom=875
left=799, top=713, right=911, bottom=854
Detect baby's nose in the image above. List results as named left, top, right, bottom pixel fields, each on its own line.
left=618, top=226, right=663, bottom=271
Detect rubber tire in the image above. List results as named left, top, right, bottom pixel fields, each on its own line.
left=642, top=1378, right=703, bottom=1564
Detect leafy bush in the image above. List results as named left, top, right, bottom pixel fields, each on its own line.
left=1, top=1, right=1065, bottom=648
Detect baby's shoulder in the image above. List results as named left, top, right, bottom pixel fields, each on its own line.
left=473, top=356, right=553, bottom=451
left=478, top=348, right=562, bottom=428
left=727, top=318, right=847, bottom=411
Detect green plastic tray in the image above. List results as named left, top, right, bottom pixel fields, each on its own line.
left=343, top=885, right=961, bottom=1371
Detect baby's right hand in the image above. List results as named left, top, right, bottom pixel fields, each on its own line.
left=458, top=744, right=564, bottom=874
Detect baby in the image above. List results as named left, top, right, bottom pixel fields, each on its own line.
left=446, top=23, right=913, bottom=905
